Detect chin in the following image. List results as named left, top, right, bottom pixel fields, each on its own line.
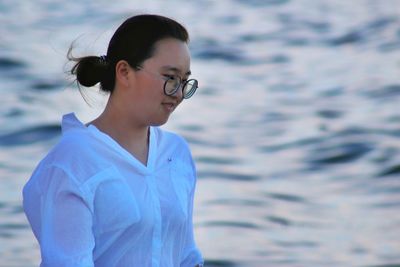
left=150, top=116, right=170, bottom=127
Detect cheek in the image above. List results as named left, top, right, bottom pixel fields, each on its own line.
left=136, top=79, right=163, bottom=100
left=146, top=75, right=164, bottom=93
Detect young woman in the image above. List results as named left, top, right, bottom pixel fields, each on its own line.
left=23, top=14, right=204, bottom=267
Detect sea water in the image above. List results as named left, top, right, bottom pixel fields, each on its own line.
left=1, top=0, right=400, bottom=266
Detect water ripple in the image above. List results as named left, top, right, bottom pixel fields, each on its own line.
left=5, top=108, right=25, bottom=118
left=370, top=201, right=400, bottom=209
left=205, top=198, right=266, bottom=207
left=266, top=192, right=308, bottom=203
left=234, top=0, right=290, bottom=7
left=327, top=31, right=364, bottom=46
left=193, top=46, right=246, bottom=63
left=266, top=215, right=291, bottom=226
left=204, top=259, right=239, bottom=267
left=367, top=17, right=398, bottom=30
left=0, top=223, right=29, bottom=239
left=196, top=156, right=240, bottom=165
left=258, top=136, right=322, bottom=153
left=31, top=79, right=63, bottom=91
left=366, top=264, right=400, bottom=267
left=379, top=41, right=400, bottom=52
left=364, top=84, right=400, bottom=99
left=377, top=163, right=400, bottom=177
left=266, top=54, right=291, bottom=64
left=198, top=170, right=260, bottom=181
left=306, top=141, right=374, bottom=166
left=325, top=17, right=398, bottom=47
left=0, top=124, right=60, bottom=146
left=318, top=87, right=344, bottom=97
left=316, top=109, right=343, bottom=119
left=274, top=240, right=318, bottom=248
left=0, top=223, right=29, bottom=230
left=0, top=57, right=26, bottom=71
left=201, top=220, right=260, bottom=229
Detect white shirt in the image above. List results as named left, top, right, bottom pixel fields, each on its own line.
left=23, top=113, right=203, bottom=267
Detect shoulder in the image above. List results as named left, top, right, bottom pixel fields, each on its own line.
left=49, top=129, right=97, bottom=163
left=36, top=128, right=111, bottom=185
left=25, top=130, right=120, bottom=211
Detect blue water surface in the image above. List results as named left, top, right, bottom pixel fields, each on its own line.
left=1, top=0, right=400, bottom=266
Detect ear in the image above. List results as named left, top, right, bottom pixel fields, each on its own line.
left=115, top=60, right=133, bottom=88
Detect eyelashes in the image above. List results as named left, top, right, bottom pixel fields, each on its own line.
left=163, top=75, right=188, bottom=82
left=163, top=74, right=176, bottom=80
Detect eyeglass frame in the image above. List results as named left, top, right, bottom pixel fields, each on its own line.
left=135, top=66, right=198, bottom=99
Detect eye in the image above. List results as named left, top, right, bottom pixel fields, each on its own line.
left=163, top=74, right=176, bottom=80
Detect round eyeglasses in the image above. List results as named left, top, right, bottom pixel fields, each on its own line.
left=136, top=66, right=198, bottom=99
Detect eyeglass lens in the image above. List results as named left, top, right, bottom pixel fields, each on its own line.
left=165, top=77, right=198, bottom=99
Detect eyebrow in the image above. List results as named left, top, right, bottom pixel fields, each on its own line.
left=161, top=65, right=191, bottom=76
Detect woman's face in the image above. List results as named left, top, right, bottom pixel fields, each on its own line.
left=127, top=38, right=191, bottom=127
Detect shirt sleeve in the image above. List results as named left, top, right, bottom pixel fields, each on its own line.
left=29, top=165, right=95, bottom=267
left=180, top=157, right=204, bottom=267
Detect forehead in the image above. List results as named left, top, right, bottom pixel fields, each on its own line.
left=148, top=38, right=191, bottom=72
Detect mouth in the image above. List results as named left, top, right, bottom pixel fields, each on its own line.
left=162, top=102, right=177, bottom=113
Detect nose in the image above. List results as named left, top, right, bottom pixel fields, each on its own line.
left=171, top=84, right=184, bottom=101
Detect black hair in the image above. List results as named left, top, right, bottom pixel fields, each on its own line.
left=68, top=14, right=189, bottom=93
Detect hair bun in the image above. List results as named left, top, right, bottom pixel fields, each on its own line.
left=75, top=56, right=108, bottom=87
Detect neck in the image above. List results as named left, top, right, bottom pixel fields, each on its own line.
left=90, top=100, right=150, bottom=166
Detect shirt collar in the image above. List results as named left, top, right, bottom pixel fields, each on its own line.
left=61, top=113, right=86, bottom=134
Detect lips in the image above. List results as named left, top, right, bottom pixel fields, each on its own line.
left=162, top=102, right=177, bottom=112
